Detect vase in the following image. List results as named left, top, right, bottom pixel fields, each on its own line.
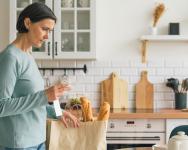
left=149, top=26, right=158, bottom=35
left=175, top=93, right=187, bottom=109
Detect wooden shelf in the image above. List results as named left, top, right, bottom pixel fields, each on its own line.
left=140, top=35, right=188, bottom=63
left=108, top=108, right=188, bottom=119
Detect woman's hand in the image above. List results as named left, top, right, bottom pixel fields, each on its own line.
left=45, top=84, right=71, bottom=102
left=59, top=111, right=80, bottom=128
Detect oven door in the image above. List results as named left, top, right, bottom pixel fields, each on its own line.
left=107, top=132, right=165, bottom=150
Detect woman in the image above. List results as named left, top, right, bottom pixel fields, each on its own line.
left=0, top=2, right=79, bottom=150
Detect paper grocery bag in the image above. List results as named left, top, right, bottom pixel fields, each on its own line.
left=46, top=119, right=107, bottom=150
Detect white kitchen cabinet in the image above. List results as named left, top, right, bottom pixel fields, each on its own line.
left=166, top=119, right=188, bottom=142
left=9, top=0, right=96, bottom=60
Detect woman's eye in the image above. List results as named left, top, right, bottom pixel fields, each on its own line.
left=42, top=28, right=52, bottom=34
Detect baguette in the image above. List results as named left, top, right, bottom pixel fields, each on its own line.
left=97, top=102, right=110, bottom=121
left=80, top=97, right=94, bottom=122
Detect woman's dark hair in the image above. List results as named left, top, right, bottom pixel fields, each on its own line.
left=17, top=2, right=57, bottom=33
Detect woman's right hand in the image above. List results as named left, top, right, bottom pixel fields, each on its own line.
left=45, top=84, right=71, bottom=102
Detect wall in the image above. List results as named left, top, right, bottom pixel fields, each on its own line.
left=96, top=0, right=188, bottom=61
left=0, top=0, right=9, bottom=51
left=1, top=0, right=188, bottom=108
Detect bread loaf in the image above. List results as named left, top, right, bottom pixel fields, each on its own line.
left=80, top=97, right=94, bottom=122
left=97, top=102, right=110, bottom=121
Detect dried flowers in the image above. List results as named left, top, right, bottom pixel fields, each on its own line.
left=153, top=3, right=165, bottom=27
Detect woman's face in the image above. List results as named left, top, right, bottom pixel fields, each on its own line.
left=26, top=18, right=55, bottom=48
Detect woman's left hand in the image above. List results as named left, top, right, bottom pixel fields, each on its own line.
left=59, top=111, right=80, bottom=128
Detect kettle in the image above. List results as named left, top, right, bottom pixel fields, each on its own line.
left=168, top=131, right=188, bottom=150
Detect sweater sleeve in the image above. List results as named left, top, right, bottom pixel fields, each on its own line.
left=46, top=104, right=65, bottom=119
left=0, top=53, right=48, bottom=117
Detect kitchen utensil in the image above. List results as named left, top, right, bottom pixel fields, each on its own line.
left=101, top=72, right=128, bottom=109
left=181, top=79, right=186, bottom=93
left=168, top=131, right=188, bottom=150
left=136, top=71, right=153, bottom=109
left=166, top=78, right=179, bottom=93
left=184, top=78, right=188, bottom=92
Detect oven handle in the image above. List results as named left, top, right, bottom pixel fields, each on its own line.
left=107, top=136, right=160, bottom=141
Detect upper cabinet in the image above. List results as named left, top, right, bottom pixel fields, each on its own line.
left=9, top=0, right=96, bottom=60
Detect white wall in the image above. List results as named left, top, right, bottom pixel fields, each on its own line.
left=0, top=0, right=9, bottom=51
left=96, top=0, right=188, bottom=61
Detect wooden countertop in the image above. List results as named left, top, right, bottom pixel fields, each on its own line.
left=108, top=108, right=188, bottom=119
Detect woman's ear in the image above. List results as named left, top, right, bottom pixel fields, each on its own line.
left=24, top=18, right=31, bottom=30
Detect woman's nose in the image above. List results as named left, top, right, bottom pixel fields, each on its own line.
left=44, top=33, right=49, bottom=39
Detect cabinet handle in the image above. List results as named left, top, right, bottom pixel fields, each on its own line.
left=47, top=42, right=50, bottom=56
left=55, top=42, right=58, bottom=55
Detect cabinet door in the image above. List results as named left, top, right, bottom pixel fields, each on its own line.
left=166, top=119, right=188, bottom=142
left=53, top=0, right=96, bottom=59
left=9, top=0, right=53, bottom=59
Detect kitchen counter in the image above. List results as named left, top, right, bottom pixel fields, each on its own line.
left=108, top=108, right=188, bottom=119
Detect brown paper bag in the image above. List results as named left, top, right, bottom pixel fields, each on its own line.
left=46, top=119, right=107, bottom=150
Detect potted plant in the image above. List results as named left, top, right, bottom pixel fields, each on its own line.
left=151, top=3, right=165, bottom=35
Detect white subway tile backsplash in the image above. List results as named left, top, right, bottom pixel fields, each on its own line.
left=128, top=84, right=135, bottom=92
left=154, top=83, right=169, bottom=92
left=41, top=60, right=187, bottom=109
left=165, top=60, right=183, bottom=67
left=71, top=84, right=85, bottom=92
left=129, top=92, right=135, bottom=101
left=164, top=92, right=174, bottom=100
left=121, top=68, right=138, bottom=76
left=103, top=68, right=120, bottom=75
left=129, top=76, right=140, bottom=84
left=130, top=60, right=147, bottom=68
left=149, top=76, right=165, bottom=84
left=94, top=76, right=108, bottom=84
left=174, top=68, right=184, bottom=76
left=128, top=101, right=135, bottom=109
left=148, top=60, right=165, bottom=67
left=85, top=84, right=100, bottom=92
left=154, top=93, right=165, bottom=100
left=76, top=76, right=94, bottom=84
left=156, top=100, right=174, bottom=108
left=156, top=68, right=174, bottom=76
left=87, top=68, right=103, bottom=76
left=183, top=61, right=188, bottom=67
left=94, top=61, right=111, bottom=67
left=111, top=60, right=130, bottom=67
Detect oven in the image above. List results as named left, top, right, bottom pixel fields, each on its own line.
left=107, top=119, right=166, bottom=150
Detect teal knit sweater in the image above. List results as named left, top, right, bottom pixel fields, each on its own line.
left=0, top=44, right=49, bottom=148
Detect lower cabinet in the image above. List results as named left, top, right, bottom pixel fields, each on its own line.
left=166, top=119, right=188, bottom=141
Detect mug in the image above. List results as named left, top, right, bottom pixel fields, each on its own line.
left=152, top=144, right=167, bottom=150
left=79, top=0, right=89, bottom=7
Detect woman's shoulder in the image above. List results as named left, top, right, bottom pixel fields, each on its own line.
left=0, top=44, right=28, bottom=61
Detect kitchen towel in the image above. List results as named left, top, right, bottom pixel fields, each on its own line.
left=46, top=119, right=107, bottom=150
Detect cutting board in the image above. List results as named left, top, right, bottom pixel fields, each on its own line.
left=136, top=71, right=154, bottom=109
left=101, top=72, right=128, bottom=109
